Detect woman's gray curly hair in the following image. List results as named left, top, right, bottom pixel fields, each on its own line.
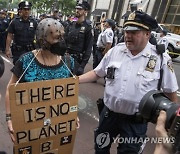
left=36, top=18, right=64, bottom=49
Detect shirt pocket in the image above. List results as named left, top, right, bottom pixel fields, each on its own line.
left=15, top=25, right=23, bottom=31
left=78, top=31, right=85, bottom=40
left=138, top=71, right=160, bottom=92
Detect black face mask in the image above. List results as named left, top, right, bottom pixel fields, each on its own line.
left=50, top=39, right=67, bottom=56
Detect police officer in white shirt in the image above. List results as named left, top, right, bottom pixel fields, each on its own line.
left=158, top=29, right=169, bottom=53
left=94, top=19, right=115, bottom=68
left=79, top=11, right=178, bottom=154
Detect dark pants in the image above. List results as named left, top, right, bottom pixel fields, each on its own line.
left=70, top=53, right=84, bottom=75
left=11, top=47, right=26, bottom=65
left=92, top=44, right=97, bottom=69
left=0, top=32, right=7, bottom=53
left=93, top=47, right=104, bottom=69
left=94, top=106, right=147, bottom=154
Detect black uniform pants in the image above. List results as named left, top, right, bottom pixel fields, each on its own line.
left=94, top=106, right=147, bottom=154
left=93, top=47, right=104, bottom=69
left=11, top=48, right=26, bottom=65
left=68, top=53, right=84, bottom=75
left=0, top=32, right=7, bottom=52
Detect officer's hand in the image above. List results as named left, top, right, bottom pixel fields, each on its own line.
left=7, top=120, right=16, bottom=143
left=5, top=49, right=11, bottom=58
left=154, top=111, right=173, bottom=154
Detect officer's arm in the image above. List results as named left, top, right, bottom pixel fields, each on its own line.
left=80, top=27, right=93, bottom=68
left=164, top=91, right=178, bottom=103
left=79, top=70, right=100, bottom=83
left=64, top=24, right=70, bottom=43
left=103, top=42, right=112, bottom=55
left=5, top=33, right=13, bottom=58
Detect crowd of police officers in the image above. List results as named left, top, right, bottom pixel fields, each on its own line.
left=0, top=0, right=122, bottom=75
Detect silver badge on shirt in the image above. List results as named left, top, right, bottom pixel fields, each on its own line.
left=80, top=26, right=85, bottom=33
left=30, top=22, right=34, bottom=28
left=145, top=55, right=157, bottom=72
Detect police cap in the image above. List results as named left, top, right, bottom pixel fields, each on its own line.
left=105, top=19, right=115, bottom=28
left=40, top=13, right=47, bottom=17
left=53, top=9, right=59, bottom=13
left=0, top=10, right=4, bottom=14
left=160, top=29, right=168, bottom=36
left=0, top=9, right=6, bottom=14
left=76, top=1, right=91, bottom=11
left=19, top=1, right=32, bottom=9
left=123, top=11, right=158, bottom=31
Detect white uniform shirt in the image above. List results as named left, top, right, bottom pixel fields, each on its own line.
left=96, top=28, right=114, bottom=48
left=94, top=42, right=178, bottom=115
left=158, top=37, right=169, bottom=52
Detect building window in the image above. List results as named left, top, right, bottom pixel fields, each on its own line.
left=174, top=15, right=180, bottom=24
left=165, top=0, right=180, bottom=24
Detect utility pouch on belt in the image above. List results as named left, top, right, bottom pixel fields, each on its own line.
left=134, top=112, right=146, bottom=123
left=96, top=98, right=104, bottom=115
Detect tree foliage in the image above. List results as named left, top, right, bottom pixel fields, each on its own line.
left=0, top=0, right=9, bottom=10
left=0, top=0, right=76, bottom=16
left=31, top=0, right=76, bottom=15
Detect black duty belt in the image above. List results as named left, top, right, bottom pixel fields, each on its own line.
left=106, top=107, right=145, bottom=123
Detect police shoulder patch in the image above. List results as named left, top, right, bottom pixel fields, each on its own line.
left=167, top=59, right=174, bottom=72
left=108, top=32, right=113, bottom=36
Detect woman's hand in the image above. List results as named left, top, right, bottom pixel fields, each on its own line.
left=7, top=120, right=15, bottom=143
left=76, top=117, right=80, bottom=129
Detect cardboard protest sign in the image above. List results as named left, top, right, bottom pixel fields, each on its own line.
left=9, top=77, right=79, bottom=154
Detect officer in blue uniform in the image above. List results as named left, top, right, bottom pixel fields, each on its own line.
left=79, top=11, right=178, bottom=154
left=0, top=10, right=9, bottom=53
left=65, top=1, right=93, bottom=75
left=5, top=1, right=37, bottom=64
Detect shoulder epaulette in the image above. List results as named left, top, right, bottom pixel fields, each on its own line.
left=85, top=19, right=92, bottom=25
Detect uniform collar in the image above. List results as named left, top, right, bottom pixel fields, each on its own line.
left=141, top=42, right=152, bottom=58
left=75, top=19, right=86, bottom=26
left=20, top=16, right=31, bottom=22
left=105, top=27, right=112, bottom=31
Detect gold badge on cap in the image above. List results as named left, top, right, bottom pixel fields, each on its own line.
left=167, top=60, right=174, bottom=73
left=145, top=55, right=157, bottom=72
left=25, top=1, right=29, bottom=5
left=128, top=12, right=136, bottom=20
